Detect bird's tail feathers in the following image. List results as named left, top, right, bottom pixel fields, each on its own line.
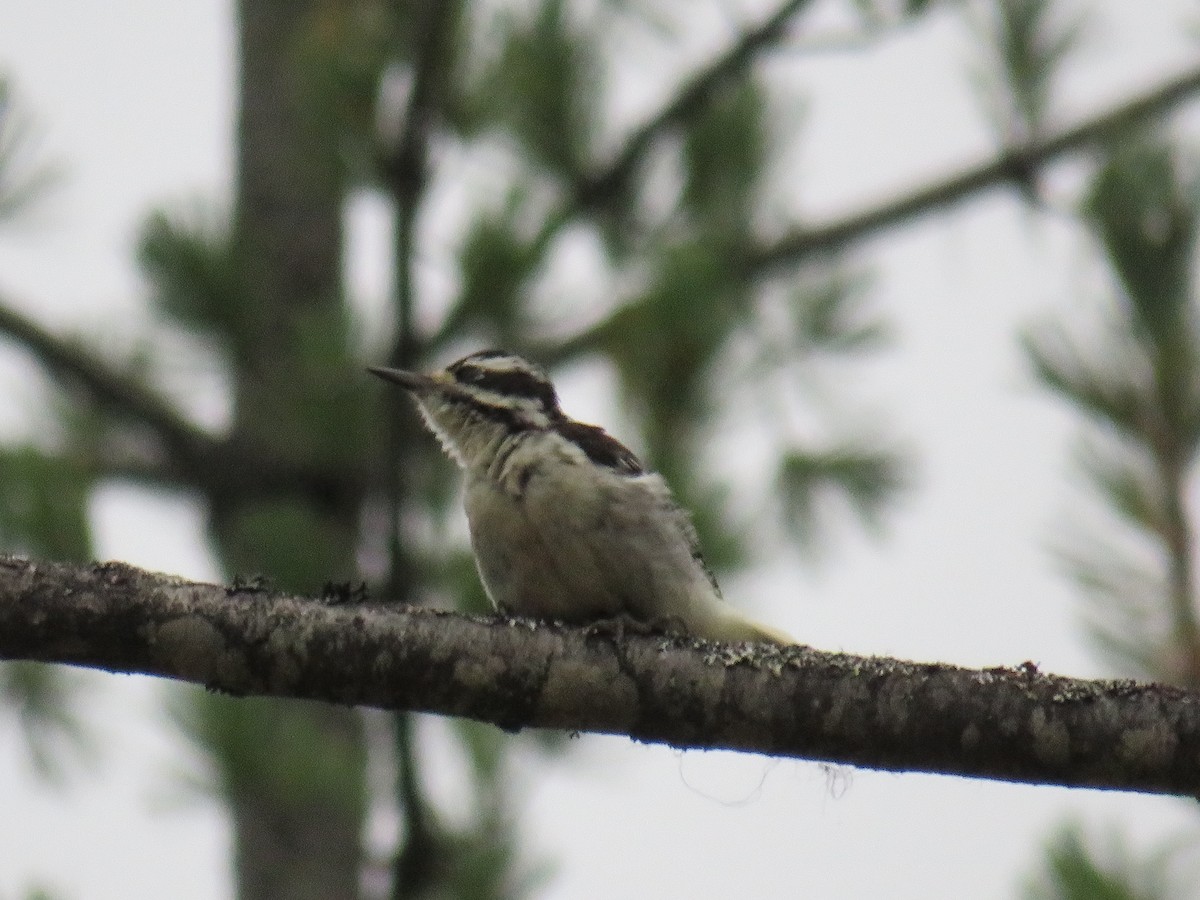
left=692, top=604, right=796, bottom=646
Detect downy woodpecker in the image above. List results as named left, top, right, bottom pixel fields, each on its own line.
left=370, top=350, right=792, bottom=644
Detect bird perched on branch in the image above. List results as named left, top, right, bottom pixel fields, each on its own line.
left=370, top=350, right=792, bottom=645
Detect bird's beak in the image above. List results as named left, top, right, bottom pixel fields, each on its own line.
left=367, top=366, right=441, bottom=393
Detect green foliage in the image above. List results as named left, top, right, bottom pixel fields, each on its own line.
left=436, top=546, right=494, bottom=615
left=218, top=499, right=357, bottom=593
left=1029, top=134, right=1200, bottom=900
left=682, top=79, right=767, bottom=232
left=740, top=266, right=904, bottom=554
left=138, top=207, right=243, bottom=349
left=1074, top=438, right=1169, bottom=538
left=432, top=804, right=555, bottom=900
left=0, top=446, right=92, bottom=562
left=455, top=717, right=508, bottom=786
left=0, top=77, right=59, bottom=222
left=687, top=479, right=746, bottom=576
left=441, top=188, right=542, bottom=348
left=472, top=0, right=599, bottom=182
left=0, top=75, right=97, bottom=869
left=778, top=442, right=909, bottom=551
left=1085, top=140, right=1199, bottom=358
left=0, top=661, right=93, bottom=783
left=971, top=0, right=1082, bottom=142
left=604, top=238, right=743, bottom=456
left=433, top=720, right=557, bottom=897
left=1023, top=322, right=1151, bottom=443
left=788, top=268, right=888, bottom=354
left=1023, top=823, right=1179, bottom=900
left=174, top=691, right=366, bottom=807
left=285, top=306, right=373, bottom=467
left=294, top=0, right=396, bottom=153
left=1053, top=522, right=1168, bottom=681
left=1025, top=136, right=1200, bottom=680
left=852, top=0, right=947, bottom=24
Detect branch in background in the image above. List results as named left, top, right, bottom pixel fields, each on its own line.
left=378, top=0, right=458, bottom=240
left=536, top=65, right=1200, bottom=368
left=0, top=300, right=362, bottom=505
left=377, top=5, right=463, bottom=893
left=570, top=0, right=813, bottom=212
left=746, top=64, right=1200, bottom=276
left=3, top=554, right=1199, bottom=797
left=0, top=77, right=62, bottom=221
left=0, top=301, right=217, bottom=468
left=374, top=0, right=454, bottom=606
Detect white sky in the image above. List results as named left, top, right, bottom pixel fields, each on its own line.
left=2, top=1, right=1200, bottom=898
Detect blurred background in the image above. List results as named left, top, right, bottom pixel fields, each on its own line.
left=2, top=0, right=1200, bottom=897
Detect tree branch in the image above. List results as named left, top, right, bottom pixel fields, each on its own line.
left=3, top=554, right=1198, bottom=796
left=571, top=0, right=813, bottom=211
left=0, top=300, right=363, bottom=506
left=0, top=300, right=218, bottom=469
left=746, top=64, right=1200, bottom=276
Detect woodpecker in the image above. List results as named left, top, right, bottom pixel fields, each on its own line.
left=370, top=350, right=792, bottom=644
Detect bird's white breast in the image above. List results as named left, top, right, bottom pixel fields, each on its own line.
left=463, top=433, right=720, bottom=626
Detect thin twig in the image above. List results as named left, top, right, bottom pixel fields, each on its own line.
left=746, top=64, right=1200, bottom=275
left=0, top=301, right=216, bottom=469
left=572, top=0, right=813, bottom=211
left=0, top=298, right=362, bottom=504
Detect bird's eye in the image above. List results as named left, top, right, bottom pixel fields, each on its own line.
left=455, top=365, right=486, bottom=384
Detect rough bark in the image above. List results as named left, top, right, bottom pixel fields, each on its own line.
left=3, top=554, right=1199, bottom=797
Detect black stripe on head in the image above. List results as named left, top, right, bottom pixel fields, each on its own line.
left=448, top=352, right=559, bottom=412
left=457, top=396, right=529, bottom=430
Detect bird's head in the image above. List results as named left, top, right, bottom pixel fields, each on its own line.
left=370, top=350, right=561, bottom=467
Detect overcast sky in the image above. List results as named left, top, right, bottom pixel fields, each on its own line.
left=2, top=2, right=1200, bottom=898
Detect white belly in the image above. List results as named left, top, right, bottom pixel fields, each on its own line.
left=462, top=452, right=719, bottom=626
left=464, top=471, right=621, bottom=621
